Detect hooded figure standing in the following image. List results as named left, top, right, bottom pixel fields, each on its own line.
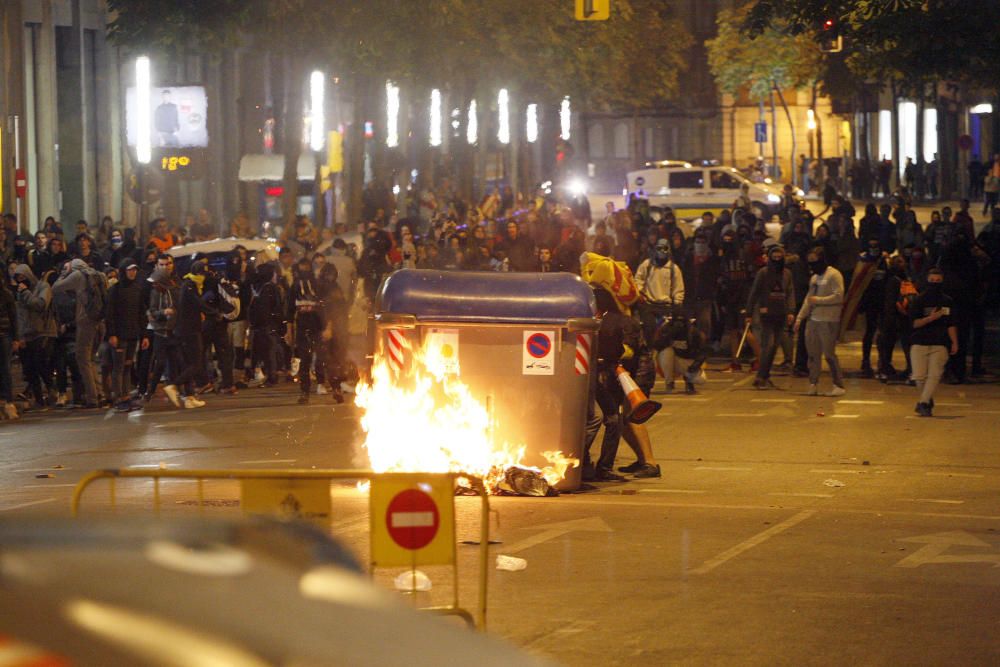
left=52, top=258, right=106, bottom=408
left=106, top=258, right=145, bottom=409
left=13, top=264, right=57, bottom=407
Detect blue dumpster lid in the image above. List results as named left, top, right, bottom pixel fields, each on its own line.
left=378, top=269, right=596, bottom=325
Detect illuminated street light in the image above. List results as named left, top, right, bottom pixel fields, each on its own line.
left=971, top=103, right=993, bottom=114
left=526, top=103, right=538, bottom=144
left=806, top=109, right=817, bottom=131
left=497, top=89, right=510, bottom=145
left=430, top=89, right=442, bottom=147
left=386, top=81, right=400, bottom=148
left=467, top=99, right=478, bottom=145
left=309, top=70, right=325, bottom=151
left=560, top=96, right=571, bottom=141
left=135, top=56, right=151, bottom=164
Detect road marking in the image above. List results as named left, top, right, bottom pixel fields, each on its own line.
left=0, top=498, right=57, bottom=512
left=690, top=510, right=816, bottom=575
left=750, top=398, right=797, bottom=403
left=128, top=463, right=181, bottom=469
left=768, top=492, right=834, bottom=498
left=972, top=410, right=1000, bottom=415
left=715, top=413, right=764, bottom=418
left=837, top=400, right=884, bottom=405
left=830, top=414, right=860, bottom=419
left=153, top=421, right=212, bottom=428
left=926, top=472, right=984, bottom=479
left=21, top=484, right=77, bottom=488
left=900, top=498, right=965, bottom=505
left=238, top=459, right=298, bottom=465
left=895, top=531, right=1000, bottom=568
left=660, top=397, right=710, bottom=402
left=704, top=378, right=735, bottom=383
left=810, top=469, right=868, bottom=474
left=935, top=402, right=972, bottom=407
left=641, top=489, right=707, bottom=494
left=10, top=467, right=71, bottom=473
left=249, top=417, right=303, bottom=424
left=695, top=466, right=752, bottom=471
left=502, top=517, right=613, bottom=555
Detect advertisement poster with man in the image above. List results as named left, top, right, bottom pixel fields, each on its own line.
left=125, top=85, right=208, bottom=148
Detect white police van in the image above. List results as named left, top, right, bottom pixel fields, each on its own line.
left=626, top=160, right=799, bottom=220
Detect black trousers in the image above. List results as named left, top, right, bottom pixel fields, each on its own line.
left=21, top=337, right=54, bottom=403
left=295, top=325, right=322, bottom=393
left=582, top=372, right=623, bottom=472
left=202, top=321, right=234, bottom=388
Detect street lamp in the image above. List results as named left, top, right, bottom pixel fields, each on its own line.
left=385, top=81, right=400, bottom=148
left=497, top=89, right=510, bottom=145
left=309, top=71, right=325, bottom=152
left=526, top=104, right=538, bottom=144
left=560, top=96, right=571, bottom=141
left=430, top=89, right=442, bottom=147
left=807, top=108, right=816, bottom=159
left=135, top=56, right=151, bottom=239
left=467, top=100, right=478, bottom=145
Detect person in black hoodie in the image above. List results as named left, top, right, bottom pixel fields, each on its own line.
left=289, top=256, right=323, bottom=404
left=199, top=267, right=237, bottom=395
left=172, top=259, right=215, bottom=406
left=247, top=262, right=284, bottom=386
left=107, top=259, right=145, bottom=410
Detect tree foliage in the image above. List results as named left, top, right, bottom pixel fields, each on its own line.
left=706, top=5, right=820, bottom=101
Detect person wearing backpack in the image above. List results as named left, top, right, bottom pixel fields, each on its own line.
left=12, top=264, right=58, bottom=409
left=52, top=258, right=108, bottom=408
left=200, top=265, right=238, bottom=395
left=747, top=242, right=796, bottom=390
left=247, top=263, right=284, bottom=387
left=106, top=259, right=145, bottom=410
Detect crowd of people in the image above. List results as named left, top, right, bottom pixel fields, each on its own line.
left=2, top=173, right=999, bottom=428
left=0, top=210, right=358, bottom=419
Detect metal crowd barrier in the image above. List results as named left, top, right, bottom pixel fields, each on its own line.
left=71, top=468, right=490, bottom=629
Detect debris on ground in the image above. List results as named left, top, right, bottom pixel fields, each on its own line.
left=394, top=570, right=432, bottom=592
left=495, top=555, right=527, bottom=571
left=823, top=479, right=845, bottom=488
left=497, top=467, right=558, bottom=497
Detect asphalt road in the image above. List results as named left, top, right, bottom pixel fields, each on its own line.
left=2, top=339, right=999, bottom=665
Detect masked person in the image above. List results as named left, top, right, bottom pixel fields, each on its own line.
left=581, top=287, right=639, bottom=482
left=52, top=259, right=107, bottom=408
left=880, top=254, right=914, bottom=382
left=13, top=264, right=57, bottom=408
left=908, top=268, right=958, bottom=416
left=635, top=238, right=685, bottom=390
left=106, top=259, right=145, bottom=410
left=857, top=239, right=889, bottom=378
left=794, top=246, right=846, bottom=397
left=247, top=263, right=285, bottom=387
left=747, top=242, right=795, bottom=389
left=716, top=225, right=759, bottom=371
left=289, top=256, right=324, bottom=404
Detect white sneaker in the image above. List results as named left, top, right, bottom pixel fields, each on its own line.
left=290, top=358, right=301, bottom=376
left=254, top=369, right=266, bottom=383
left=340, top=382, right=355, bottom=394
left=316, top=384, right=328, bottom=395
left=163, top=384, right=181, bottom=408
left=2, top=403, right=18, bottom=420
left=806, top=384, right=819, bottom=396
left=828, top=385, right=846, bottom=397
left=183, top=396, right=206, bottom=409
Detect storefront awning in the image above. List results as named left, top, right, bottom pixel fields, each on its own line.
left=238, top=153, right=316, bottom=182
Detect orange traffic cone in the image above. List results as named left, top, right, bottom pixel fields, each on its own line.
left=615, top=365, right=662, bottom=424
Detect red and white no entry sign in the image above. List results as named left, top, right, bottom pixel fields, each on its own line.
left=386, top=488, right=440, bottom=550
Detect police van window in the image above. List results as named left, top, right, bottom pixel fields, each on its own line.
left=669, top=171, right=703, bottom=189
left=710, top=170, right=743, bottom=189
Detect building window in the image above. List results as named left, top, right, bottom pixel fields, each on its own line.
left=588, top=123, right=605, bottom=159
left=612, top=122, right=630, bottom=159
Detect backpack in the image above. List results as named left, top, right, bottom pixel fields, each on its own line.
left=895, top=278, right=918, bottom=316
left=247, top=285, right=269, bottom=328
left=218, top=279, right=241, bottom=321
left=83, top=271, right=109, bottom=322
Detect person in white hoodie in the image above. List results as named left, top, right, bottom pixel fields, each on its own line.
left=794, top=245, right=846, bottom=396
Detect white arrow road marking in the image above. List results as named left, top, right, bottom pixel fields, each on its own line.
left=690, top=510, right=816, bottom=575
left=501, top=517, right=613, bottom=554
left=0, top=498, right=56, bottom=512
left=895, top=531, right=1000, bottom=568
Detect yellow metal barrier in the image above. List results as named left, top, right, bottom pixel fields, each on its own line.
left=72, top=468, right=490, bottom=629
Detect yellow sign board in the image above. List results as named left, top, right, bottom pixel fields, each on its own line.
left=575, top=0, right=610, bottom=21
left=370, top=474, right=456, bottom=568
left=327, top=130, right=343, bottom=174
left=240, top=478, right=331, bottom=525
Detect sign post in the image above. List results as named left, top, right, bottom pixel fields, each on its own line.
left=575, top=0, right=610, bottom=21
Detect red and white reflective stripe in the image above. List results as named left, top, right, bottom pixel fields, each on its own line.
left=385, top=328, right=409, bottom=372
left=575, top=333, right=591, bottom=375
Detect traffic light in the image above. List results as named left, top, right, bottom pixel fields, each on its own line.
left=820, top=17, right=843, bottom=53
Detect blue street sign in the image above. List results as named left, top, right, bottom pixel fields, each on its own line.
left=754, top=122, right=767, bottom=144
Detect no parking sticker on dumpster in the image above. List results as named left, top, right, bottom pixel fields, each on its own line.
left=523, top=330, right=555, bottom=375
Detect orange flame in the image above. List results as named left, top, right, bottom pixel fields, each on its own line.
left=355, top=342, right=577, bottom=494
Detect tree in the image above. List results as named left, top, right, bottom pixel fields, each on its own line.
left=706, top=5, right=821, bottom=184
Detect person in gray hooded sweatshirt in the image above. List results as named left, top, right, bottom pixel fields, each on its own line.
left=13, top=264, right=57, bottom=407
left=52, top=258, right=106, bottom=408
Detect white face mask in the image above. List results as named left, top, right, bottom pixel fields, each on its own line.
left=650, top=212, right=663, bottom=222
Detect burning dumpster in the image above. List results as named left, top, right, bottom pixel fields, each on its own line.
left=361, top=269, right=599, bottom=492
